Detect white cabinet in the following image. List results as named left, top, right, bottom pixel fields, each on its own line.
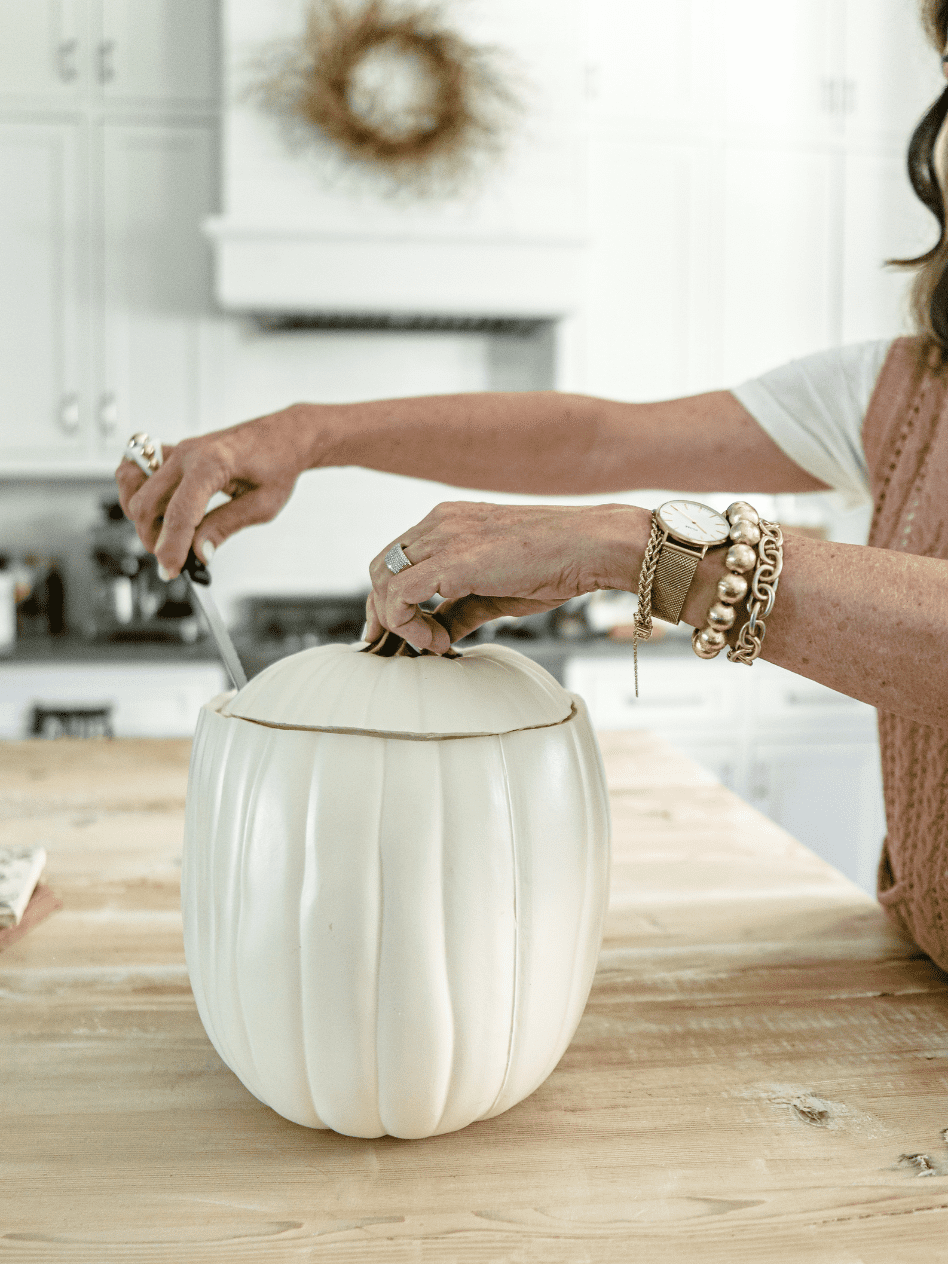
left=0, top=660, right=227, bottom=738
left=713, top=0, right=842, bottom=145
left=746, top=740, right=886, bottom=894
left=0, top=120, right=89, bottom=464
left=0, top=0, right=218, bottom=474
left=0, top=0, right=216, bottom=107
left=717, top=145, right=840, bottom=384
left=98, top=123, right=216, bottom=450
left=565, top=651, right=885, bottom=893
left=97, top=0, right=217, bottom=108
left=0, top=0, right=85, bottom=104
left=842, top=0, right=940, bottom=150
left=584, top=0, right=944, bottom=401
left=566, top=653, right=740, bottom=735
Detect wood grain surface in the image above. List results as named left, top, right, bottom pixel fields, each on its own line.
left=2, top=733, right=948, bottom=1263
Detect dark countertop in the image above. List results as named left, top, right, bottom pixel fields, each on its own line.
left=0, top=630, right=692, bottom=683
left=0, top=635, right=224, bottom=666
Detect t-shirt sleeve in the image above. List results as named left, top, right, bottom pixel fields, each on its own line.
left=730, top=339, right=893, bottom=506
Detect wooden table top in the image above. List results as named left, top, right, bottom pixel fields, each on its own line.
left=2, top=732, right=947, bottom=1264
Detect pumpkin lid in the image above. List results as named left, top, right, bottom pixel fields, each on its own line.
left=219, top=641, right=573, bottom=737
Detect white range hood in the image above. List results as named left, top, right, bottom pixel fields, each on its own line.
left=208, top=0, right=589, bottom=320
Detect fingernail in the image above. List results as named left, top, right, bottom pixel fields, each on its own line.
left=201, top=540, right=215, bottom=563
left=157, top=564, right=171, bottom=582
left=155, top=527, right=167, bottom=553
left=359, top=622, right=369, bottom=641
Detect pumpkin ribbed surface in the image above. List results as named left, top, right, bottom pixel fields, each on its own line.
left=182, top=642, right=610, bottom=1139
left=220, top=642, right=572, bottom=736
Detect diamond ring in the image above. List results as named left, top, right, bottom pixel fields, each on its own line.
left=384, top=544, right=413, bottom=575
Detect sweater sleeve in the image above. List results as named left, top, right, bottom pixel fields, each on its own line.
left=730, top=340, right=893, bottom=507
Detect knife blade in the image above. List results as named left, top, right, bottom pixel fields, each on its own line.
left=180, top=566, right=248, bottom=691
left=124, top=435, right=248, bottom=691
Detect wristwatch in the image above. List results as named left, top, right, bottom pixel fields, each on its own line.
left=650, top=500, right=731, bottom=624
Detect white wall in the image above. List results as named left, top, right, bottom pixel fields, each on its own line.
left=2, top=0, right=941, bottom=630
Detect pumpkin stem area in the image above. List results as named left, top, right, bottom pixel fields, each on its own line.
left=362, top=629, right=461, bottom=659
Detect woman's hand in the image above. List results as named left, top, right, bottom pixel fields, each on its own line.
left=114, top=405, right=322, bottom=577
left=367, top=501, right=651, bottom=653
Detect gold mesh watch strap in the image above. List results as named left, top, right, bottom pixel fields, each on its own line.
left=650, top=541, right=702, bottom=625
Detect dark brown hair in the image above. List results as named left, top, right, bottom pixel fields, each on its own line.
left=895, top=1, right=948, bottom=356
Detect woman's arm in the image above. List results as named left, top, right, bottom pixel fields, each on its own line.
left=681, top=528, right=948, bottom=729
left=366, top=501, right=948, bottom=732
left=115, top=390, right=826, bottom=577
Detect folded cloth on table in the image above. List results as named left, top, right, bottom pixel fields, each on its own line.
left=0, top=845, right=47, bottom=928
left=0, top=883, right=62, bottom=952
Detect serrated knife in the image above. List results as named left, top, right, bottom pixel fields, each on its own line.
left=124, top=434, right=248, bottom=691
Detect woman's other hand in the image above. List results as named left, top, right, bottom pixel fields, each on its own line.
left=367, top=501, right=652, bottom=653
left=114, top=405, right=319, bottom=576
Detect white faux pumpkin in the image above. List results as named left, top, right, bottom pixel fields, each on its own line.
left=182, top=638, right=610, bottom=1139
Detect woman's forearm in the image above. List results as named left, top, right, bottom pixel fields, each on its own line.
left=116, top=387, right=826, bottom=580
left=677, top=530, right=948, bottom=729
left=314, top=389, right=826, bottom=496
left=368, top=498, right=948, bottom=731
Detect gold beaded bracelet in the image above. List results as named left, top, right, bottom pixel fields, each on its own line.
left=691, top=501, right=761, bottom=660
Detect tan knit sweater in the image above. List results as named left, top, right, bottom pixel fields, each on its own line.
left=863, top=336, right=948, bottom=969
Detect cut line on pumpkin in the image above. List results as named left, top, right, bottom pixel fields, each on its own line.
left=219, top=700, right=579, bottom=741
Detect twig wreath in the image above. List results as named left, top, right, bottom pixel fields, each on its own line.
left=253, top=0, right=519, bottom=194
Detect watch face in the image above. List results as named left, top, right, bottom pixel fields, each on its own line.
left=656, top=500, right=730, bottom=546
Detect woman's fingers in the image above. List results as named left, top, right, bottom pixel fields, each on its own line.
left=114, top=458, right=148, bottom=510
left=114, top=408, right=312, bottom=573
left=365, top=591, right=383, bottom=643
left=380, top=561, right=450, bottom=651
left=363, top=586, right=450, bottom=653
left=367, top=501, right=625, bottom=651
left=432, top=594, right=560, bottom=642
left=189, top=483, right=295, bottom=564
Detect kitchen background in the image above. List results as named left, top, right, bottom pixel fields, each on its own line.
left=0, top=0, right=942, bottom=892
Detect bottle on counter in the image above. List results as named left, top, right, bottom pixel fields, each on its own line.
left=0, top=556, right=14, bottom=653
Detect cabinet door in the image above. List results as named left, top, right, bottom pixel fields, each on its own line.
left=564, top=653, right=742, bottom=733
left=0, top=0, right=85, bottom=104
left=97, top=122, right=215, bottom=458
left=585, top=137, right=708, bottom=401
left=0, top=660, right=227, bottom=738
left=711, top=0, right=842, bottom=145
left=0, top=120, right=89, bottom=469
left=841, top=149, right=935, bottom=342
left=718, top=144, right=840, bottom=381
left=843, top=0, right=943, bottom=152
left=587, top=0, right=702, bottom=130
left=747, top=740, right=886, bottom=893
left=95, top=0, right=217, bottom=108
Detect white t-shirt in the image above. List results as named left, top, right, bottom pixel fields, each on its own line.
left=731, top=339, right=893, bottom=506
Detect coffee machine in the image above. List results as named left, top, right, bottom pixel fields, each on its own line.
left=84, top=501, right=201, bottom=642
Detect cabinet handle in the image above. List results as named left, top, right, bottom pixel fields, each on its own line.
left=59, top=392, right=81, bottom=433
left=98, top=391, right=119, bottom=435
left=97, top=39, right=116, bottom=84
left=57, top=39, right=79, bottom=83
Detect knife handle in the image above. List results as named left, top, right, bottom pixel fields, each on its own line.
left=183, top=548, right=210, bottom=586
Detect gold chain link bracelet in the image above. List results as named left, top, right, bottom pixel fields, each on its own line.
left=728, top=517, right=784, bottom=665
